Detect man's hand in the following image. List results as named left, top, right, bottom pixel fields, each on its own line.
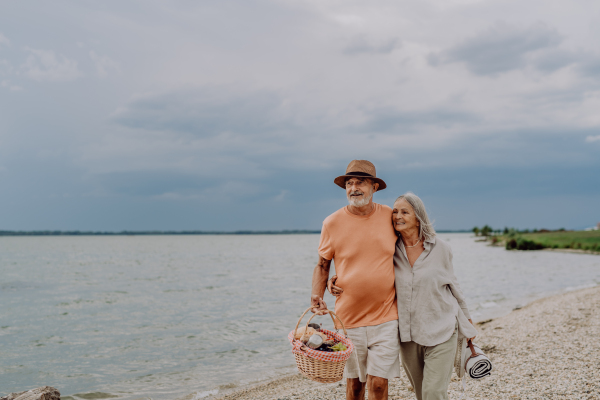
left=327, top=275, right=344, bottom=297
left=311, top=294, right=328, bottom=315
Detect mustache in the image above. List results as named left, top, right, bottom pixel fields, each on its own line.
left=349, top=190, right=364, bottom=196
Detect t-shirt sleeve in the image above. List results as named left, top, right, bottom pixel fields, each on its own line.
left=318, top=224, right=334, bottom=260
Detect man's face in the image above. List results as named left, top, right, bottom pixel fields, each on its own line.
left=345, top=177, right=376, bottom=207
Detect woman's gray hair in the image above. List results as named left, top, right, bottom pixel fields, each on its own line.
left=394, top=192, right=436, bottom=241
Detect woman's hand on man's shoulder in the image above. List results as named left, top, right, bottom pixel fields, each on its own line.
left=327, top=275, right=343, bottom=297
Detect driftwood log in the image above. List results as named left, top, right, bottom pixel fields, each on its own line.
left=0, top=387, right=60, bottom=400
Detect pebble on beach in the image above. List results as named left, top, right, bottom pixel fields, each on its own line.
left=213, top=286, right=600, bottom=400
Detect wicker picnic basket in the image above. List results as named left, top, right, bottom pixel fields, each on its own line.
left=288, top=307, right=354, bottom=383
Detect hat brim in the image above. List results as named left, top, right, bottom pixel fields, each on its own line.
left=334, top=175, right=386, bottom=191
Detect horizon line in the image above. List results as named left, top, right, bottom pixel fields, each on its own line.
left=0, top=229, right=473, bottom=236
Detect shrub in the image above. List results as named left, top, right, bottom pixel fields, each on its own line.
left=506, top=238, right=544, bottom=250
left=516, top=238, right=545, bottom=250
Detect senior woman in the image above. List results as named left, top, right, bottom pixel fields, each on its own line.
left=328, top=192, right=478, bottom=400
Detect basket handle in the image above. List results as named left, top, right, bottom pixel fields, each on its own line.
left=293, top=306, right=348, bottom=342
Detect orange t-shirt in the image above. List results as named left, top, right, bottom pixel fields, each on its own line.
left=318, top=203, right=398, bottom=329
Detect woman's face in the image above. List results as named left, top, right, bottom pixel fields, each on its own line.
left=392, top=198, right=419, bottom=233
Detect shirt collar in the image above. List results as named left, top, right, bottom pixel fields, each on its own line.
left=422, top=235, right=436, bottom=250
left=425, top=235, right=436, bottom=244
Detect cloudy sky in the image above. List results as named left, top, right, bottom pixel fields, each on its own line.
left=1, top=0, right=599, bottom=231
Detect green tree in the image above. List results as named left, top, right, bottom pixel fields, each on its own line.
left=481, top=225, right=492, bottom=237
left=472, top=227, right=480, bottom=236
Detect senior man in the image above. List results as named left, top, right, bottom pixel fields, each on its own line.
left=311, top=160, right=400, bottom=400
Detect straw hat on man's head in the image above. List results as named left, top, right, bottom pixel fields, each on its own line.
left=334, top=160, right=386, bottom=191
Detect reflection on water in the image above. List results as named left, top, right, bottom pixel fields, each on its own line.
left=0, top=234, right=599, bottom=399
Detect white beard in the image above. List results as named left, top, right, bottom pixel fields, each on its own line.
left=348, top=191, right=373, bottom=207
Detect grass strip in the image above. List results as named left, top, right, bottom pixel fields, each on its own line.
left=495, top=230, right=600, bottom=252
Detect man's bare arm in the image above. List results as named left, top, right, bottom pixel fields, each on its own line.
left=310, top=256, right=331, bottom=314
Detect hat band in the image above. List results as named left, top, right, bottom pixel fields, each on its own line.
left=345, top=171, right=375, bottom=178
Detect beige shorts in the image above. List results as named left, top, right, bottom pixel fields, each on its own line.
left=343, top=319, right=401, bottom=382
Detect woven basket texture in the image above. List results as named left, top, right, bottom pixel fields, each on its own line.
left=289, top=308, right=354, bottom=383
left=294, top=353, right=346, bottom=383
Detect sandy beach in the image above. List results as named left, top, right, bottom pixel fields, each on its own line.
left=212, top=285, right=600, bottom=400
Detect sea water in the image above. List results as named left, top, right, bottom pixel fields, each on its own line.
left=1, top=234, right=599, bottom=399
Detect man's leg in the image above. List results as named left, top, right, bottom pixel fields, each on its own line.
left=347, top=378, right=366, bottom=400
left=421, top=330, right=457, bottom=400
left=364, top=320, right=401, bottom=400
left=367, top=375, right=388, bottom=400
left=344, top=326, right=368, bottom=399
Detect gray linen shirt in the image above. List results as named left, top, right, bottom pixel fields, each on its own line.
left=394, top=235, right=478, bottom=346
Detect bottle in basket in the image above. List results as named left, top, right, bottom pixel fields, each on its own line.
left=307, top=334, right=324, bottom=349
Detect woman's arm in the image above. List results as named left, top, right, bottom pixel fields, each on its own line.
left=327, top=275, right=343, bottom=297
left=445, top=245, right=477, bottom=339
left=446, top=247, right=472, bottom=320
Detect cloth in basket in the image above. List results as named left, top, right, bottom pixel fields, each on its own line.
left=288, top=328, right=354, bottom=362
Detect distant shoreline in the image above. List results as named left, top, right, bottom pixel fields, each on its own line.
left=0, top=230, right=471, bottom=236
left=0, top=230, right=322, bottom=236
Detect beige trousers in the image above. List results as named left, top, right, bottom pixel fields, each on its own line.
left=399, top=329, right=457, bottom=400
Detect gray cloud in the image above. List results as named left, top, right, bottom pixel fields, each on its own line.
left=1, top=0, right=600, bottom=231
left=89, top=51, right=119, bottom=77
left=585, top=135, right=600, bottom=143
left=530, top=48, right=577, bottom=72
left=579, top=56, right=600, bottom=77
left=343, top=36, right=400, bottom=55
left=21, top=47, right=82, bottom=81
left=362, top=107, right=479, bottom=133
left=111, top=87, right=291, bottom=137
left=0, top=59, right=12, bottom=71
left=1, top=79, right=22, bottom=91
left=0, top=32, right=10, bottom=46
left=430, top=22, right=563, bottom=75
left=93, top=170, right=210, bottom=197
